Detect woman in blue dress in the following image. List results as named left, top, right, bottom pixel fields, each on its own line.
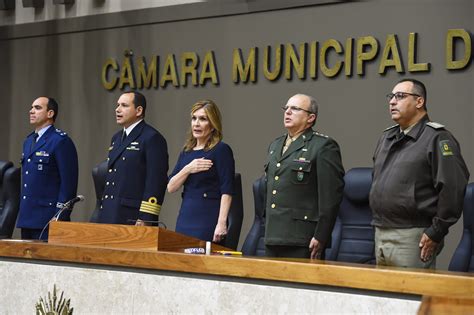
left=167, top=100, right=235, bottom=243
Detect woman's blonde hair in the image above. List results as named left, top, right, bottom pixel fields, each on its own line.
left=183, top=99, right=223, bottom=152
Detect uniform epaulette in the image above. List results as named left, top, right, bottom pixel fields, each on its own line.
left=55, top=128, right=67, bottom=136
left=426, top=122, right=445, bottom=129
left=313, top=131, right=328, bottom=138
left=384, top=124, right=399, bottom=132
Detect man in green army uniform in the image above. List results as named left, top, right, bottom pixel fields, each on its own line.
left=264, top=94, right=345, bottom=259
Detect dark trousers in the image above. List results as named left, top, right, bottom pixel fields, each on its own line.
left=21, top=228, right=48, bottom=241
left=265, top=245, right=312, bottom=259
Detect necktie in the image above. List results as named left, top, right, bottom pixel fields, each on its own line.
left=282, top=136, right=293, bottom=154
left=31, top=133, right=39, bottom=151
left=121, top=130, right=127, bottom=143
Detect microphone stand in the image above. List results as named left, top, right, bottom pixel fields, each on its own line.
left=38, top=204, right=72, bottom=241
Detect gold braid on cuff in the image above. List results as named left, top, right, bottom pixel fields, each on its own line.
left=139, top=197, right=161, bottom=216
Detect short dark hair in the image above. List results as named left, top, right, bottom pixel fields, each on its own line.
left=47, top=97, right=59, bottom=121
left=397, top=78, right=427, bottom=110
left=124, top=91, right=147, bottom=117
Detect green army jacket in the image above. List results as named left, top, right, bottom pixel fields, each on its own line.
left=370, top=114, right=470, bottom=242
left=264, top=128, right=345, bottom=247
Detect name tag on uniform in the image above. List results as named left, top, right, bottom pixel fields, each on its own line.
left=126, top=146, right=140, bottom=151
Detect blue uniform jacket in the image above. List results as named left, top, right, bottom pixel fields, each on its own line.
left=97, top=120, right=169, bottom=224
left=17, top=126, right=79, bottom=229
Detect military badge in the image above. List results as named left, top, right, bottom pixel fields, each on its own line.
left=293, top=158, right=310, bottom=181
left=35, top=151, right=49, bottom=157
left=439, top=140, right=453, bottom=156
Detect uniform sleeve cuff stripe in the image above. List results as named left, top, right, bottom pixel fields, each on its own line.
left=140, top=206, right=160, bottom=213
left=140, top=208, right=160, bottom=216
left=140, top=201, right=161, bottom=215
left=140, top=203, right=161, bottom=211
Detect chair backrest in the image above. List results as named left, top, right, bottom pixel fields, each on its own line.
left=241, top=176, right=266, bottom=256
left=449, top=182, right=474, bottom=272
left=222, top=173, right=244, bottom=250
left=0, top=161, right=13, bottom=209
left=0, top=161, right=21, bottom=239
left=90, top=160, right=108, bottom=222
left=325, top=167, right=375, bottom=264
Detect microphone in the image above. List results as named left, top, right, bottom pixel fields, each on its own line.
left=63, top=195, right=85, bottom=209
left=53, top=195, right=85, bottom=221
left=39, top=195, right=85, bottom=241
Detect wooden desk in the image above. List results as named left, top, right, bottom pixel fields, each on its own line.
left=418, top=296, right=474, bottom=315
left=0, top=240, right=472, bottom=299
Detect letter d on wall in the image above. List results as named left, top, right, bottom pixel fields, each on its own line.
left=446, top=29, right=472, bottom=70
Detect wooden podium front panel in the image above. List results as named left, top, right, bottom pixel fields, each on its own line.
left=157, top=228, right=229, bottom=252
left=49, top=221, right=159, bottom=250
left=48, top=222, right=231, bottom=252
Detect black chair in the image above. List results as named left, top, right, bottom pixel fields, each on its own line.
left=0, top=161, right=13, bottom=210
left=90, top=160, right=108, bottom=223
left=0, top=161, right=21, bottom=239
left=449, top=182, right=474, bottom=272
left=325, top=167, right=375, bottom=264
left=241, top=176, right=266, bottom=256
left=222, top=173, right=244, bottom=250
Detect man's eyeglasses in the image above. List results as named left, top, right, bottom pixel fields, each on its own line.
left=281, top=105, right=314, bottom=114
left=386, top=92, right=421, bottom=102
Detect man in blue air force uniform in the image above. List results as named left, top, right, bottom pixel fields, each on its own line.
left=17, top=97, right=78, bottom=240
left=97, top=91, right=169, bottom=225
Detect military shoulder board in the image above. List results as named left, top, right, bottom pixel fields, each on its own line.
left=55, top=128, right=67, bottom=136
left=426, top=122, right=445, bottom=129
left=313, top=131, right=328, bottom=138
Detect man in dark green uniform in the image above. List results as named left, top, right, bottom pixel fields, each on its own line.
left=370, top=79, right=469, bottom=269
left=264, top=94, right=345, bottom=259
